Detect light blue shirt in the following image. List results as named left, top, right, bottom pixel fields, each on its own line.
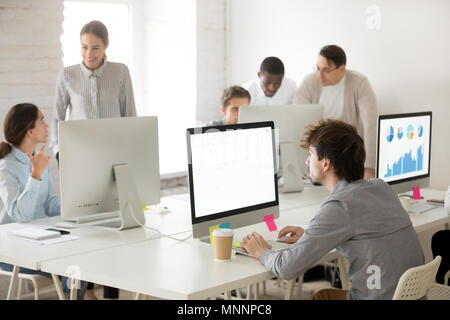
left=0, top=146, right=60, bottom=224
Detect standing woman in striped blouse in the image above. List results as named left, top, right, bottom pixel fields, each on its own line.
left=49, top=20, right=135, bottom=300
left=49, top=20, right=136, bottom=159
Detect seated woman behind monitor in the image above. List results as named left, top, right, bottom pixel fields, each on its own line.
left=0, top=103, right=87, bottom=299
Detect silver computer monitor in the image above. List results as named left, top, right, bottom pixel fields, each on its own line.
left=376, top=112, right=432, bottom=194
left=58, top=116, right=161, bottom=229
left=238, top=104, right=324, bottom=193
left=186, top=121, right=279, bottom=241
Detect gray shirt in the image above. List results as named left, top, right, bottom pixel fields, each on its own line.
left=259, top=178, right=424, bottom=300
left=49, top=60, right=136, bottom=155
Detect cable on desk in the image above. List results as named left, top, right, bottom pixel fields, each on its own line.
left=129, top=202, right=193, bottom=241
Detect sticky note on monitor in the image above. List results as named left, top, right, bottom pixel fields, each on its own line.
left=209, top=222, right=231, bottom=244
left=209, top=224, right=219, bottom=244
left=413, top=186, right=421, bottom=200
left=219, top=222, right=230, bottom=229
left=264, top=214, right=277, bottom=232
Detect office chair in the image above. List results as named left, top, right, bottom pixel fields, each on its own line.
left=392, top=255, right=441, bottom=300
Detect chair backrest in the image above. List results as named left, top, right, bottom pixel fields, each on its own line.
left=393, top=256, right=442, bottom=300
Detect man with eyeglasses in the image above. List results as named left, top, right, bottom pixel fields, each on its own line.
left=242, top=56, right=297, bottom=106
left=294, top=45, right=378, bottom=179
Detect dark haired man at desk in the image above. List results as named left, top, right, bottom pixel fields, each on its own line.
left=241, top=119, right=424, bottom=300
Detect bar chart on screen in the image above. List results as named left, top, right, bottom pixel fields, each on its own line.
left=378, top=114, right=430, bottom=183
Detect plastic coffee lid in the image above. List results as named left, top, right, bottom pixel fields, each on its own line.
left=212, top=228, right=234, bottom=237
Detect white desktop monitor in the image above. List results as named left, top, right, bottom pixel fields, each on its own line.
left=376, top=112, right=432, bottom=194
left=238, top=104, right=324, bottom=192
left=58, top=116, right=161, bottom=228
left=186, top=121, right=279, bottom=240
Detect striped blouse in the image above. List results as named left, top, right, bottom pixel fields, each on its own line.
left=49, top=60, right=136, bottom=155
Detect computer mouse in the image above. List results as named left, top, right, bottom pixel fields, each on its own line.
left=53, top=221, right=78, bottom=229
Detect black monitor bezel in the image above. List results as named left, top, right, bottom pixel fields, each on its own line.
left=376, top=111, right=432, bottom=185
left=186, top=121, right=279, bottom=225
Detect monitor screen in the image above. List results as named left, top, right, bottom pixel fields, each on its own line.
left=59, top=116, right=161, bottom=219
left=238, top=104, right=324, bottom=193
left=376, top=112, right=432, bottom=185
left=186, top=122, right=279, bottom=239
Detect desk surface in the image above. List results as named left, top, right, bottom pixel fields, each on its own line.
left=0, top=216, right=159, bottom=270
left=3, top=188, right=449, bottom=300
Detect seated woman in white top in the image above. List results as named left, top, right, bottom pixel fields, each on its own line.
left=50, top=20, right=137, bottom=159
left=0, top=103, right=86, bottom=299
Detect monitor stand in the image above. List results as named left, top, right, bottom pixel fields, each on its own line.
left=106, top=164, right=146, bottom=230
left=199, top=236, right=211, bottom=245
left=279, top=142, right=304, bottom=193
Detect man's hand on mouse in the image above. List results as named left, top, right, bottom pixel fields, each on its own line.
left=241, top=232, right=272, bottom=259
left=277, top=225, right=305, bottom=243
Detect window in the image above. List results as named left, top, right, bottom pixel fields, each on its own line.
left=62, top=1, right=129, bottom=67
left=62, top=0, right=196, bottom=175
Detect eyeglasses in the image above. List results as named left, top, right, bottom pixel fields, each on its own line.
left=314, top=65, right=338, bottom=74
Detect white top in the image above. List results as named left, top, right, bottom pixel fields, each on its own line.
left=242, top=76, right=297, bottom=106
left=319, top=75, right=346, bottom=120
left=49, top=60, right=137, bottom=155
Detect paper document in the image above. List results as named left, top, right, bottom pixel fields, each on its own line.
left=8, top=234, right=80, bottom=245
left=8, top=227, right=60, bottom=240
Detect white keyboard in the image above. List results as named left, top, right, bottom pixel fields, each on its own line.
left=64, top=211, right=120, bottom=224
left=408, top=202, right=437, bottom=214
left=234, top=240, right=291, bottom=256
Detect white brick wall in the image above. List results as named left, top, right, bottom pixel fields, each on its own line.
left=0, top=0, right=64, bottom=196
left=196, top=0, right=226, bottom=122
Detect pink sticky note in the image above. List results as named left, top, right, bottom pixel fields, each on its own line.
left=264, top=214, right=278, bottom=232
left=413, top=186, right=421, bottom=200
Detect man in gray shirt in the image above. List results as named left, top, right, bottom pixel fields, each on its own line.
left=241, top=119, right=424, bottom=300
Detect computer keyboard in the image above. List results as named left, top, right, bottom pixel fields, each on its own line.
left=408, top=202, right=437, bottom=214
left=234, top=240, right=291, bottom=256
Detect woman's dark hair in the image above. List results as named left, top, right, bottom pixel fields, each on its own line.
left=80, top=20, right=109, bottom=47
left=0, top=103, right=38, bottom=159
left=300, top=119, right=365, bottom=182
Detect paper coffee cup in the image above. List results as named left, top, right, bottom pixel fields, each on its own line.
left=212, top=228, right=234, bottom=260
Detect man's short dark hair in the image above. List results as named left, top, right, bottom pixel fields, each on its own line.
left=319, top=45, right=347, bottom=68
left=300, top=119, right=365, bottom=182
left=260, top=57, right=285, bottom=75
left=221, top=86, right=251, bottom=108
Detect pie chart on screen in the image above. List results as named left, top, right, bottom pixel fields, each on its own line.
left=418, top=125, right=423, bottom=137
left=397, top=127, right=403, bottom=139
left=386, top=126, right=394, bottom=142
left=407, top=124, right=414, bottom=140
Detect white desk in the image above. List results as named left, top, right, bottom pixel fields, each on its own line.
left=0, top=214, right=160, bottom=299
left=2, top=189, right=448, bottom=300
left=39, top=212, right=342, bottom=300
